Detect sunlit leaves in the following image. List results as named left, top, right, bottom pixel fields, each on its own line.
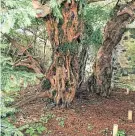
left=83, top=5, right=110, bottom=27
left=0, top=0, right=36, bottom=34
left=50, top=0, right=63, bottom=19
left=82, top=5, right=109, bottom=48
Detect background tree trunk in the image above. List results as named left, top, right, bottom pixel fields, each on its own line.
left=87, top=1, right=135, bottom=96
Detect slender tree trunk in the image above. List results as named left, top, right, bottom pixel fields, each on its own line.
left=87, top=1, right=135, bottom=96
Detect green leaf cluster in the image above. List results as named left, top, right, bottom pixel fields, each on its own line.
left=117, top=130, right=126, bottom=136
left=25, top=123, right=46, bottom=136
left=50, top=0, right=63, bottom=19
left=1, top=120, right=24, bottom=136
left=58, top=42, right=79, bottom=55
left=1, top=92, right=23, bottom=136
left=0, top=43, right=41, bottom=136
left=1, top=0, right=36, bottom=34
left=81, top=5, right=110, bottom=49
left=90, top=28, right=103, bottom=46
left=40, top=113, right=55, bottom=123
left=56, top=117, right=65, bottom=127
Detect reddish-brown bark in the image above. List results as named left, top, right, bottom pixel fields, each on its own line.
left=42, top=0, right=82, bottom=106
left=88, top=1, right=135, bottom=96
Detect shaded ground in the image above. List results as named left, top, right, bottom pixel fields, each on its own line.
left=11, top=88, right=135, bottom=136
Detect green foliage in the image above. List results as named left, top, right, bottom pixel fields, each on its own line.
left=58, top=42, right=79, bottom=55
left=41, top=79, right=51, bottom=90
left=40, top=113, right=55, bottom=123
left=116, top=81, right=135, bottom=91
left=1, top=95, right=15, bottom=117
left=83, top=5, right=110, bottom=27
left=1, top=1, right=45, bottom=136
left=77, top=0, right=88, bottom=15
left=82, top=5, right=110, bottom=49
left=50, top=0, right=63, bottom=19
left=1, top=70, right=38, bottom=136
left=1, top=43, right=41, bottom=92
left=117, top=130, right=126, bottom=136
left=1, top=92, right=24, bottom=136
left=25, top=123, right=46, bottom=136
left=56, top=117, right=65, bottom=127
left=1, top=120, right=24, bottom=136
left=26, top=127, right=35, bottom=136
left=1, top=58, right=39, bottom=92
left=0, top=44, right=22, bottom=136
left=0, top=43, right=41, bottom=136
left=1, top=0, right=36, bottom=34
left=90, top=28, right=103, bottom=46
left=24, top=113, right=55, bottom=135
left=82, top=24, right=102, bottom=51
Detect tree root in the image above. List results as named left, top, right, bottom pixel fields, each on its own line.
left=13, top=91, right=52, bottom=108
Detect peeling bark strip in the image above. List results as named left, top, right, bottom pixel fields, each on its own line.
left=88, top=1, right=135, bottom=96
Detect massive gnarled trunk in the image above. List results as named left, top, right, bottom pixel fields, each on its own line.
left=41, top=0, right=82, bottom=106
left=87, top=1, right=135, bottom=96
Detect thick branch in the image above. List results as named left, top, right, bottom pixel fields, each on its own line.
left=3, top=33, right=30, bottom=55
left=14, top=57, right=42, bottom=74
left=3, top=34, right=43, bottom=74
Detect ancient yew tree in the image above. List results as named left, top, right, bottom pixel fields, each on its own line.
left=88, top=1, right=135, bottom=96
left=32, top=0, right=135, bottom=106
left=32, top=0, right=84, bottom=107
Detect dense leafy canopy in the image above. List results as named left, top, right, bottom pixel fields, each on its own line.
left=1, top=0, right=36, bottom=33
